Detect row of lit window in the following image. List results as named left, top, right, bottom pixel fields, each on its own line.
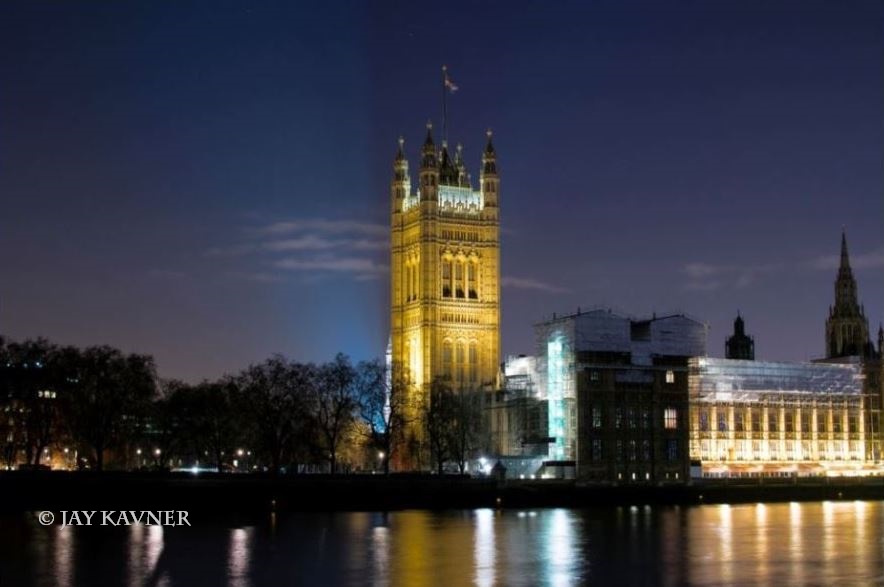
left=590, top=406, right=679, bottom=430
left=696, top=408, right=860, bottom=434
left=696, top=439, right=864, bottom=460
left=590, top=369, right=676, bottom=383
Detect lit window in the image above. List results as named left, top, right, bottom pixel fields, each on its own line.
left=665, top=370, right=675, bottom=384
left=664, top=408, right=678, bottom=430
left=467, top=262, right=478, bottom=299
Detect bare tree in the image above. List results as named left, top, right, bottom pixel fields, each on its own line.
left=425, top=377, right=455, bottom=475
left=355, top=359, right=414, bottom=474
left=190, top=380, right=240, bottom=472
left=234, top=356, right=314, bottom=475
left=62, top=346, right=157, bottom=471
left=314, top=354, right=358, bottom=474
left=447, top=387, right=485, bottom=474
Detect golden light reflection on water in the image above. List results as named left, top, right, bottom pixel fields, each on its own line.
left=788, top=500, right=803, bottom=585
left=53, top=525, right=73, bottom=587
left=10, top=501, right=883, bottom=586
left=718, top=504, right=733, bottom=584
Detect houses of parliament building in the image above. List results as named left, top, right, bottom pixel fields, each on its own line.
left=389, top=122, right=501, bottom=452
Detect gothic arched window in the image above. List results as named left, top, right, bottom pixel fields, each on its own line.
left=468, top=341, right=478, bottom=384
left=442, top=340, right=453, bottom=378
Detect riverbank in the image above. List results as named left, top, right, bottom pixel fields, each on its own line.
left=1, top=471, right=881, bottom=516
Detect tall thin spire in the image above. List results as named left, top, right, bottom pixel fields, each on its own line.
left=826, top=229, right=870, bottom=358
left=840, top=228, right=851, bottom=274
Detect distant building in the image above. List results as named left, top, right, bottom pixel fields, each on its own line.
left=688, top=358, right=871, bottom=477
left=725, top=313, right=754, bottom=360
left=818, top=231, right=883, bottom=463
left=825, top=231, right=875, bottom=359
left=527, top=309, right=707, bottom=482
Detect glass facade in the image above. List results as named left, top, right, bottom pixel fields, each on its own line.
left=688, top=358, right=868, bottom=476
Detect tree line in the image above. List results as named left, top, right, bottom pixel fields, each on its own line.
left=0, top=336, right=487, bottom=474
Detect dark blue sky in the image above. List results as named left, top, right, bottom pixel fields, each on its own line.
left=2, top=1, right=882, bottom=381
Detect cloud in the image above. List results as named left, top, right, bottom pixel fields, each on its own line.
left=210, top=216, right=389, bottom=284
left=275, top=256, right=389, bottom=275
left=681, top=262, right=779, bottom=292
left=683, top=263, right=721, bottom=279
left=812, top=246, right=884, bottom=271
left=502, top=276, right=570, bottom=293
left=226, top=271, right=285, bottom=283
left=252, top=219, right=387, bottom=238
left=684, top=280, right=724, bottom=292
left=261, top=236, right=388, bottom=252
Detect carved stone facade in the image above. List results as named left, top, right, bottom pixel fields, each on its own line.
left=390, top=124, right=500, bottom=461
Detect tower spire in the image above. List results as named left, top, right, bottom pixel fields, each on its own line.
left=840, top=228, right=851, bottom=274
left=826, top=229, right=869, bottom=358
left=480, top=129, right=499, bottom=209
left=390, top=136, right=410, bottom=213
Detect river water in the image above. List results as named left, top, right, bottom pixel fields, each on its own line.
left=1, top=501, right=882, bottom=586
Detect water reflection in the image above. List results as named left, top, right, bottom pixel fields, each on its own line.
left=0, top=502, right=882, bottom=586
left=228, top=527, right=252, bottom=587
left=545, top=508, right=578, bottom=586
left=53, top=525, right=73, bottom=587
left=474, top=509, right=495, bottom=587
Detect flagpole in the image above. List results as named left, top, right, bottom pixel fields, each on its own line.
left=441, top=65, right=448, bottom=144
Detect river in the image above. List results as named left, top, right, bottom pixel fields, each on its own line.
left=1, top=501, right=882, bottom=585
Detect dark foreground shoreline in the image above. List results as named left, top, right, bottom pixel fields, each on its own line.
left=2, top=471, right=882, bottom=518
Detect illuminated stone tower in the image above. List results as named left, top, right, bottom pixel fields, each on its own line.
left=825, top=231, right=872, bottom=358
left=390, top=123, right=500, bottom=416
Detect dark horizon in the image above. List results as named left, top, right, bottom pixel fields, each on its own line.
left=2, top=1, right=881, bottom=381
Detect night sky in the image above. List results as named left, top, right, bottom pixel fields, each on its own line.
left=2, top=1, right=882, bottom=381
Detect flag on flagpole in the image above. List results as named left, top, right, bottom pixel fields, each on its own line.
left=443, top=66, right=458, bottom=93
